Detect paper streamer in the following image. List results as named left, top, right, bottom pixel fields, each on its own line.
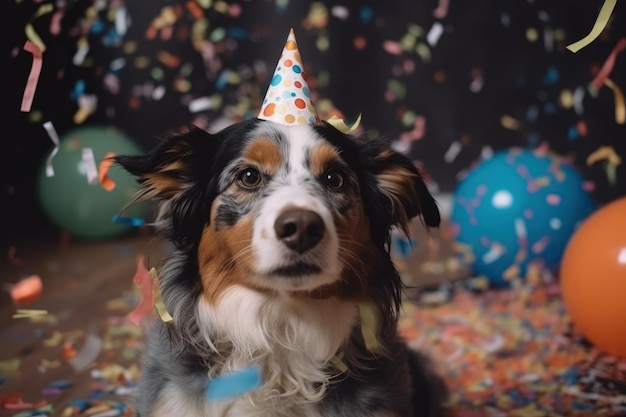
left=98, top=152, right=117, bottom=191
left=43, top=121, right=60, bottom=177
left=358, top=302, right=380, bottom=352
left=151, top=268, right=173, bottom=323
left=126, top=257, right=155, bottom=325
left=566, top=0, right=617, bottom=53
left=82, top=148, right=99, bottom=184
left=24, top=3, right=53, bottom=53
left=330, top=352, right=349, bottom=373
left=206, top=366, right=263, bottom=400
left=586, top=146, right=622, bottom=166
left=590, top=38, right=626, bottom=91
left=326, top=114, right=362, bottom=134
left=603, top=78, right=626, bottom=125
left=13, top=309, right=48, bottom=319
left=21, top=41, right=43, bottom=112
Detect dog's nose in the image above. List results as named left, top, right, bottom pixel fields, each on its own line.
left=274, top=209, right=325, bottom=253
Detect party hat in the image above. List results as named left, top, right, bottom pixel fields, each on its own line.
left=258, top=28, right=319, bottom=126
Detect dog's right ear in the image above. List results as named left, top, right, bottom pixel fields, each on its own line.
left=115, top=126, right=215, bottom=204
left=114, top=126, right=221, bottom=247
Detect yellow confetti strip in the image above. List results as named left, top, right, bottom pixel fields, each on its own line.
left=150, top=267, right=173, bottom=322
left=358, top=302, right=380, bottom=352
left=330, top=352, right=349, bottom=373
left=0, top=358, right=21, bottom=373
left=500, top=115, right=521, bottom=130
left=12, top=308, right=48, bottom=319
left=326, top=114, right=362, bottom=134
left=587, top=146, right=622, bottom=166
left=566, top=0, right=617, bottom=53
left=603, top=78, right=626, bottom=125
left=24, top=4, right=53, bottom=53
left=586, top=146, right=622, bottom=186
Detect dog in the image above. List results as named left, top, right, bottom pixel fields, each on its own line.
left=115, top=118, right=448, bottom=417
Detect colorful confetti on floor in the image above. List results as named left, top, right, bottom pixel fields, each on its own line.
left=400, top=279, right=626, bottom=417
left=2, top=240, right=625, bottom=417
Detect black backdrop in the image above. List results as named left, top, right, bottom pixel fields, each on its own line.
left=5, top=0, right=625, bottom=242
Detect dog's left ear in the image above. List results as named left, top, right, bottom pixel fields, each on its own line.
left=366, top=144, right=441, bottom=232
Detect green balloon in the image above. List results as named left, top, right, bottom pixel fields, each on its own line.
left=37, top=125, right=149, bottom=240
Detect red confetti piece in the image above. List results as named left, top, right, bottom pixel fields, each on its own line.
left=20, top=41, right=43, bottom=112
left=590, top=38, right=626, bottom=91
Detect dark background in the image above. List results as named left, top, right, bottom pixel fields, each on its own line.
left=5, top=0, right=625, bottom=244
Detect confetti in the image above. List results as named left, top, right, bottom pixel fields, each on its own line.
left=126, top=256, right=155, bottom=325
left=20, top=41, right=43, bottom=112
left=433, top=0, right=450, bottom=19
left=112, top=216, right=146, bottom=227
left=426, top=22, right=444, bottom=47
left=12, top=309, right=48, bottom=319
left=68, top=334, right=103, bottom=372
left=326, top=114, right=362, bottom=134
left=589, top=38, right=626, bottom=92
left=151, top=268, right=173, bottom=323
left=24, top=3, right=53, bottom=53
left=566, top=0, right=618, bottom=53
left=206, top=365, right=263, bottom=401
left=358, top=302, right=380, bottom=352
left=9, top=274, right=43, bottom=305
left=603, top=78, right=626, bottom=125
left=82, top=148, right=99, bottom=184
left=586, top=146, right=622, bottom=186
left=98, top=152, right=117, bottom=191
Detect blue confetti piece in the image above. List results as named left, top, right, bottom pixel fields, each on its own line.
left=206, top=366, right=263, bottom=401
left=49, top=379, right=72, bottom=389
left=70, top=80, right=86, bottom=102
left=0, top=376, right=6, bottom=385
left=567, top=125, right=579, bottom=140
left=228, top=27, right=248, bottom=39
left=112, top=215, right=145, bottom=227
left=542, top=66, right=559, bottom=85
left=360, top=6, right=373, bottom=23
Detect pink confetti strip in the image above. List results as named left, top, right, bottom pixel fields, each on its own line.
left=42, top=121, right=60, bottom=177
left=433, top=0, right=449, bottom=19
left=21, top=41, right=43, bottom=112
left=126, top=256, right=155, bottom=325
left=590, top=38, right=626, bottom=91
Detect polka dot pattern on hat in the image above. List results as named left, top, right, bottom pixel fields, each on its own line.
left=258, top=28, right=319, bottom=126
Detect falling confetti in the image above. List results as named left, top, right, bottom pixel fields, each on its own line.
left=566, top=0, right=618, bottom=53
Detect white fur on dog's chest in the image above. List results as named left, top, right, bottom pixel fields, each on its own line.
left=161, top=286, right=360, bottom=417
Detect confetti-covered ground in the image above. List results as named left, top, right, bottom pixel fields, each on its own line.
left=401, top=280, right=626, bottom=417
left=0, top=232, right=626, bottom=417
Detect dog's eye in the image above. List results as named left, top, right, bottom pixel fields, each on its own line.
left=324, top=169, right=344, bottom=190
left=238, top=168, right=262, bottom=188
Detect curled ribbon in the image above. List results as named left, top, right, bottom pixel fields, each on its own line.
left=566, top=0, right=617, bottom=53
left=326, top=114, right=362, bottom=134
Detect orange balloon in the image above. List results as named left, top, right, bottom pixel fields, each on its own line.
left=560, top=197, right=626, bottom=358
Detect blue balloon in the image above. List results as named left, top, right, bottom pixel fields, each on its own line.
left=450, top=148, right=595, bottom=287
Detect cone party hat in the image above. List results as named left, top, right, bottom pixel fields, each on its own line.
left=258, top=28, right=319, bottom=126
